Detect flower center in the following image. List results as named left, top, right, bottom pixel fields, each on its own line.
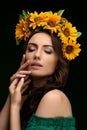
left=48, top=20, right=55, bottom=27
left=34, top=17, right=42, bottom=22
left=64, top=28, right=70, bottom=37
left=66, top=45, right=73, bottom=54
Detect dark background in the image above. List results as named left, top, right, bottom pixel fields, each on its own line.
left=0, top=0, right=87, bottom=130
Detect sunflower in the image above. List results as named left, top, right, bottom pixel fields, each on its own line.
left=15, top=19, right=31, bottom=42
left=62, top=40, right=81, bottom=61
left=58, top=22, right=78, bottom=44
left=43, top=12, right=61, bottom=33
left=15, top=10, right=82, bottom=61
left=29, top=11, right=47, bottom=29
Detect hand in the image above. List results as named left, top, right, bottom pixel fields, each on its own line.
left=10, top=54, right=31, bottom=89
left=9, top=78, right=28, bottom=109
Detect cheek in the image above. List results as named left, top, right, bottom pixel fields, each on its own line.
left=44, top=58, right=58, bottom=73
left=25, top=52, right=33, bottom=61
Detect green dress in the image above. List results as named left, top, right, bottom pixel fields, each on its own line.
left=22, top=114, right=76, bottom=130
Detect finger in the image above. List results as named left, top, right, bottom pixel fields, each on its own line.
left=10, top=74, right=25, bottom=82
left=10, top=71, right=31, bottom=82
left=18, top=60, right=30, bottom=71
left=10, top=73, right=26, bottom=82
left=9, top=79, right=19, bottom=93
left=16, top=78, right=24, bottom=91
left=17, top=70, right=31, bottom=75
left=23, top=78, right=31, bottom=87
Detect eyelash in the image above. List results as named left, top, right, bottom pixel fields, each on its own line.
left=27, top=47, right=52, bottom=54
left=45, top=50, right=52, bottom=54
left=28, top=48, right=35, bottom=52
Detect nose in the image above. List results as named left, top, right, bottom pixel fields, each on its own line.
left=34, top=49, right=41, bottom=59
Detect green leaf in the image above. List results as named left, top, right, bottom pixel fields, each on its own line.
left=77, top=31, right=82, bottom=38
left=16, top=38, right=21, bottom=45
left=19, top=10, right=30, bottom=20
left=57, top=9, right=65, bottom=16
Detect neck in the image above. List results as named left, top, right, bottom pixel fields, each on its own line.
left=31, top=76, right=48, bottom=88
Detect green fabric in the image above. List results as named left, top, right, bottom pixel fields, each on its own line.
left=22, top=114, right=76, bottom=130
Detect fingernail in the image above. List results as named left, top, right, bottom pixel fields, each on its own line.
left=21, top=77, right=24, bottom=81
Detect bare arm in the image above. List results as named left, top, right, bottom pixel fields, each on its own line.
left=9, top=76, right=31, bottom=130
left=9, top=78, right=24, bottom=130
left=0, top=95, right=10, bottom=130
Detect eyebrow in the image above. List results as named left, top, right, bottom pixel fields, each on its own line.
left=28, top=42, right=53, bottom=47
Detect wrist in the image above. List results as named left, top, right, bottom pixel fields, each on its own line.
left=10, top=104, right=21, bottom=112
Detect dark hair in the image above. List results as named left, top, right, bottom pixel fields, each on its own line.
left=20, top=30, right=69, bottom=128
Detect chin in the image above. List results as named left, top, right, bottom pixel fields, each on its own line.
left=31, top=73, right=44, bottom=77
left=31, top=72, right=52, bottom=78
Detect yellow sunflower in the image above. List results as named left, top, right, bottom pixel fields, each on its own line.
left=29, top=11, right=47, bottom=29
left=15, top=10, right=82, bottom=60
left=58, top=22, right=78, bottom=44
left=62, top=40, right=81, bottom=61
left=15, top=19, right=31, bottom=41
left=43, top=12, right=61, bottom=33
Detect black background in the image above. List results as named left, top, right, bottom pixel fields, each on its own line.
left=0, top=0, right=87, bottom=130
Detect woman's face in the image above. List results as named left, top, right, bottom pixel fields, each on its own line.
left=25, top=32, right=58, bottom=77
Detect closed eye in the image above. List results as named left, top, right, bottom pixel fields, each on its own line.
left=27, top=45, right=36, bottom=52
left=44, top=49, right=52, bottom=54
left=28, top=47, right=35, bottom=52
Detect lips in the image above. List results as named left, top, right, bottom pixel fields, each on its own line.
left=31, top=62, right=43, bottom=67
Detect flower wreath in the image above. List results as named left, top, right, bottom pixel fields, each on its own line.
left=15, top=9, right=82, bottom=61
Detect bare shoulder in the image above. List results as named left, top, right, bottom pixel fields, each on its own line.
left=35, top=89, right=73, bottom=118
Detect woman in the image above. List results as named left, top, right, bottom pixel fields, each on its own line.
left=0, top=9, right=82, bottom=130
